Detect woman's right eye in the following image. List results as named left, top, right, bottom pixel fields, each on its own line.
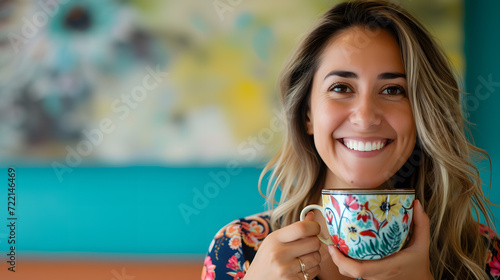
left=328, top=83, right=353, bottom=93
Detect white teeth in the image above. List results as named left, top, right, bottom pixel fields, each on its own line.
left=365, top=142, right=372, bottom=151
left=344, top=139, right=386, bottom=152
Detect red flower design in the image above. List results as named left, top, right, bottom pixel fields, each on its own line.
left=226, top=259, right=249, bottom=280
left=330, top=196, right=341, bottom=216
left=326, top=209, right=334, bottom=225
left=357, top=202, right=370, bottom=223
left=233, top=271, right=246, bottom=280
left=344, top=195, right=360, bottom=211
left=489, top=254, right=500, bottom=276
left=331, top=235, right=349, bottom=255
left=226, top=255, right=239, bottom=271
left=359, top=230, right=377, bottom=238
left=201, top=256, right=216, bottom=280
left=402, top=212, right=409, bottom=224
left=480, top=224, right=497, bottom=240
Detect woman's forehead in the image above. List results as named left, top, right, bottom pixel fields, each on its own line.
left=315, top=26, right=405, bottom=78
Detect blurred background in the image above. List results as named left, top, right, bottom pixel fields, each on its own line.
left=0, top=0, right=498, bottom=279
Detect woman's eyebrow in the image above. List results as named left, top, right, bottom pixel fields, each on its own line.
left=323, top=71, right=406, bottom=81
left=323, top=70, right=357, bottom=81
left=378, top=72, right=406, bottom=79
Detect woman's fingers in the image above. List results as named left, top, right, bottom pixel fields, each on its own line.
left=303, top=211, right=315, bottom=221
left=276, top=218, right=321, bottom=243
left=407, top=200, right=431, bottom=249
left=282, top=236, right=322, bottom=258
left=298, top=251, right=321, bottom=270
left=296, top=251, right=322, bottom=279
left=296, top=263, right=321, bottom=280
left=328, top=245, right=367, bottom=278
left=244, top=213, right=324, bottom=280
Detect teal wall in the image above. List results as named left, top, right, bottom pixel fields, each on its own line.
left=0, top=167, right=266, bottom=258
left=463, top=0, right=500, bottom=224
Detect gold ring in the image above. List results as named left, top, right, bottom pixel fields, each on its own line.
left=298, top=257, right=306, bottom=272
left=297, top=258, right=309, bottom=280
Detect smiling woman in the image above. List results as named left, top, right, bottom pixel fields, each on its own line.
left=202, top=1, right=499, bottom=280
left=305, top=26, right=416, bottom=189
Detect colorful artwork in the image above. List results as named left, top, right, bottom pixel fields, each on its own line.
left=0, top=0, right=463, bottom=165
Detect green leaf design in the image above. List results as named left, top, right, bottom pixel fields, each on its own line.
left=351, top=237, right=384, bottom=259
left=380, top=222, right=402, bottom=255
left=350, top=222, right=403, bottom=259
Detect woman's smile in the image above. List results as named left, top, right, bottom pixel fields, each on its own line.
left=338, top=137, right=392, bottom=152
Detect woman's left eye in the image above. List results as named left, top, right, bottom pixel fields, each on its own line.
left=381, top=86, right=406, bottom=95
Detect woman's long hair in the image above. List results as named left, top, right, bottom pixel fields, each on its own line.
left=259, top=1, right=494, bottom=279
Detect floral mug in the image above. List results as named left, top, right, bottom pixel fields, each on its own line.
left=300, top=189, right=415, bottom=260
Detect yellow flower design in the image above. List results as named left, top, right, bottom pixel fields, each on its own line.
left=323, top=195, right=330, bottom=207
left=344, top=222, right=359, bottom=241
left=369, top=195, right=402, bottom=222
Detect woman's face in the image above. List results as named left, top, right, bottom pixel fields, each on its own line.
left=306, top=26, right=417, bottom=189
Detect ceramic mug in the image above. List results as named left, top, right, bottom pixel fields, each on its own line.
left=300, top=189, right=415, bottom=260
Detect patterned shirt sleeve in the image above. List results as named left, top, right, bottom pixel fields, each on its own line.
left=201, top=214, right=271, bottom=280
left=481, top=224, right=500, bottom=279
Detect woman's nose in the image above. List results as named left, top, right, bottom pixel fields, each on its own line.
left=348, top=95, right=382, bottom=129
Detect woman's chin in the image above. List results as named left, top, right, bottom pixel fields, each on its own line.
left=342, top=177, right=390, bottom=190
left=324, top=168, right=396, bottom=189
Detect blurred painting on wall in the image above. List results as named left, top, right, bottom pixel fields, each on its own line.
left=0, top=0, right=463, bottom=166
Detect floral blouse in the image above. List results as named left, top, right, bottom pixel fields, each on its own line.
left=201, top=213, right=500, bottom=280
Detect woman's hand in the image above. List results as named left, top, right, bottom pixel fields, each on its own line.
left=328, top=200, right=435, bottom=280
left=244, top=212, right=323, bottom=280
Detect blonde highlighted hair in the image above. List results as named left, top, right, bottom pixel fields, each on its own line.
left=259, top=1, right=495, bottom=279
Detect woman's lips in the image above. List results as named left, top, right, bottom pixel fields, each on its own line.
left=338, top=138, right=393, bottom=152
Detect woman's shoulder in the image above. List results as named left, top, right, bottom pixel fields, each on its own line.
left=212, top=211, right=271, bottom=233
left=209, top=211, right=272, bottom=251
left=479, top=223, right=500, bottom=278
left=202, top=212, right=272, bottom=280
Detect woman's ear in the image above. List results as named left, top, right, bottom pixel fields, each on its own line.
left=305, top=110, right=313, bottom=135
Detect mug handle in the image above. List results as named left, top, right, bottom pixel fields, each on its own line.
left=300, top=205, right=334, bottom=246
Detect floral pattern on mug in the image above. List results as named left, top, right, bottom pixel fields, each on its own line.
left=344, top=195, right=360, bottom=211
left=357, top=201, right=371, bottom=223
left=324, top=193, right=414, bottom=259
left=345, top=222, right=360, bottom=241
left=331, top=234, right=350, bottom=255
left=368, top=195, right=402, bottom=222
